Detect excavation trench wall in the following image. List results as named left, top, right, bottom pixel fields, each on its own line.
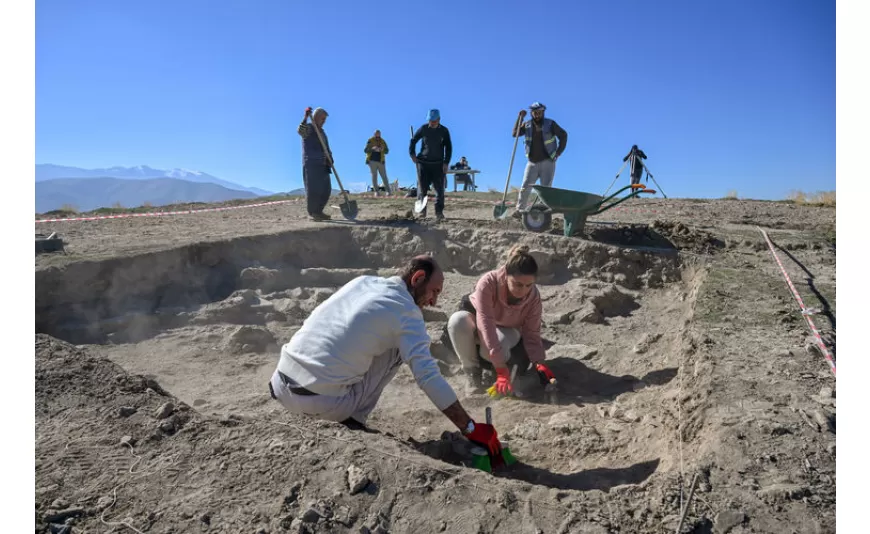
left=36, top=226, right=684, bottom=344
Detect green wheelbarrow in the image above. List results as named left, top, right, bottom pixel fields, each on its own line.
left=521, top=184, right=656, bottom=237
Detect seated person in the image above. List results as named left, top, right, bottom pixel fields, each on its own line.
left=446, top=245, right=555, bottom=396
left=450, top=156, right=474, bottom=191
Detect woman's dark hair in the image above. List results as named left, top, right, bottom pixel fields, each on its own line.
left=399, top=254, right=439, bottom=285
left=504, top=245, right=537, bottom=276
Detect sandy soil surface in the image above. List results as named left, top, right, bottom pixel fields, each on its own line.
left=35, top=192, right=836, bottom=533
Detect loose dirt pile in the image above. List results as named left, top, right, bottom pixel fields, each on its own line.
left=35, top=195, right=836, bottom=533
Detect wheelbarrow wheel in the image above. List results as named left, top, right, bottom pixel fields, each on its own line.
left=522, top=206, right=552, bottom=233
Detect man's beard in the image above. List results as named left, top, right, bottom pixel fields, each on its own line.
left=413, top=285, right=430, bottom=307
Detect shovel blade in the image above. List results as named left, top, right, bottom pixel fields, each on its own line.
left=492, top=203, right=509, bottom=220
left=339, top=197, right=358, bottom=220
left=414, top=195, right=428, bottom=214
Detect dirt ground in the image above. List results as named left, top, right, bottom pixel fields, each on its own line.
left=35, top=192, right=836, bottom=533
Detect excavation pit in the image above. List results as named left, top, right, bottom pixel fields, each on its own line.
left=36, top=225, right=698, bottom=493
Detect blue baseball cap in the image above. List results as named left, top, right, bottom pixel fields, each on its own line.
left=427, top=109, right=440, bottom=121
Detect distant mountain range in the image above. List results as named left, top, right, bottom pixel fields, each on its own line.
left=36, top=177, right=262, bottom=213
left=35, top=164, right=274, bottom=197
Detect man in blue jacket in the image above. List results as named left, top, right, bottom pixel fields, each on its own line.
left=511, top=102, right=568, bottom=217
left=410, top=109, right=452, bottom=220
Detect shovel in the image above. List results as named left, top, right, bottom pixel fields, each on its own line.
left=493, top=111, right=526, bottom=219
left=410, top=125, right=428, bottom=215
left=310, top=117, right=358, bottom=220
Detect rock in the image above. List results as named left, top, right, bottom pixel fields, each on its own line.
left=118, top=406, right=137, bottom=417
left=300, top=507, right=321, bottom=523
left=228, top=326, right=276, bottom=354
left=819, top=386, right=834, bottom=399
left=757, top=483, right=810, bottom=503
left=43, top=508, right=85, bottom=524
left=714, top=510, right=745, bottom=532
left=158, top=419, right=177, bottom=434
left=119, top=435, right=135, bottom=447
left=347, top=464, right=371, bottom=494
left=633, top=333, right=662, bottom=354
left=95, top=496, right=114, bottom=511
left=576, top=304, right=605, bottom=324
left=154, top=402, right=174, bottom=420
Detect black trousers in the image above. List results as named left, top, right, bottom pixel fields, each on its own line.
left=417, top=161, right=445, bottom=215
left=303, top=162, right=332, bottom=216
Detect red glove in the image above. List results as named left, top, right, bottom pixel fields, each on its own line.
left=494, top=367, right=513, bottom=396
left=535, top=363, right=555, bottom=382
left=465, top=421, right=502, bottom=457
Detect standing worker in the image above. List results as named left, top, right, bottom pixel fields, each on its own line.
left=365, top=130, right=392, bottom=196
left=268, top=254, right=504, bottom=458
left=623, top=144, right=647, bottom=186
left=512, top=102, right=568, bottom=217
left=298, top=107, right=334, bottom=221
left=410, top=109, right=452, bottom=221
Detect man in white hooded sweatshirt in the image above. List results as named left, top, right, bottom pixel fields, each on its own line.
left=269, top=255, right=503, bottom=456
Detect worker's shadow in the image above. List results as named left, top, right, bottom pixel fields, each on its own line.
left=494, top=458, right=661, bottom=492
left=407, top=436, right=660, bottom=492
left=506, top=356, right=678, bottom=407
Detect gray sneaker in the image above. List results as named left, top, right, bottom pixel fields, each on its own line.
left=464, top=368, right=485, bottom=396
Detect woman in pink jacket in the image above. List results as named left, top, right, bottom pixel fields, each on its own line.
left=446, top=245, right=555, bottom=395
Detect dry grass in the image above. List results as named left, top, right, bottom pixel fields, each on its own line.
left=723, top=190, right=739, bottom=200
left=60, top=204, right=79, bottom=213
left=787, top=190, right=835, bottom=207
left=112, top=202, right=123, bottom=209
left=142, top=201, right=153, bottom=208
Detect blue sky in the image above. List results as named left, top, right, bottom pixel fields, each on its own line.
left=35, top=0, right=835, bottom=200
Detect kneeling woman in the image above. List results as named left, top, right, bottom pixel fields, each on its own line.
left=447, top=245, right=555, bottom=395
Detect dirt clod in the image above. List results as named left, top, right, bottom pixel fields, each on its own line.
left=154, top=401, right=174, bottom=419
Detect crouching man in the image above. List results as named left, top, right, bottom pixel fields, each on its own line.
left=268, top=255, right=502, bottom=455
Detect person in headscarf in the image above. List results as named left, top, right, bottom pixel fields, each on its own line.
left=297, top=107, right=334, bottom=220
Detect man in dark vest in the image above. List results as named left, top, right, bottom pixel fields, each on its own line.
left=297, top=107, right=334, bottom=221
left=623, top=145, right=648, bottom=186
left=511, top=102, right=568, bottom=217
left=410, top=109, right=452, bottom=221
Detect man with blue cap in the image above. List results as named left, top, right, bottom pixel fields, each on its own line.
left=410, top=109, right=453, bottom=220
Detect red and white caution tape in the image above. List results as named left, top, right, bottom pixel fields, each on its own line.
left=34, top=199, right=298, bottom=224
left=758, top=227, right=835, bottom=375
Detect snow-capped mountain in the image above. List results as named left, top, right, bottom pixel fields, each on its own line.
left=35, top=164, right=273, bottom=196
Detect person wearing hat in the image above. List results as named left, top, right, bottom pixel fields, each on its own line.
left=364, top=130, right=392, bottom=196
left=511, top=102, right=568, bottom=216
left=409, top=109, right=453, bottom=220
left=298, top=106, right=334, bottom=221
